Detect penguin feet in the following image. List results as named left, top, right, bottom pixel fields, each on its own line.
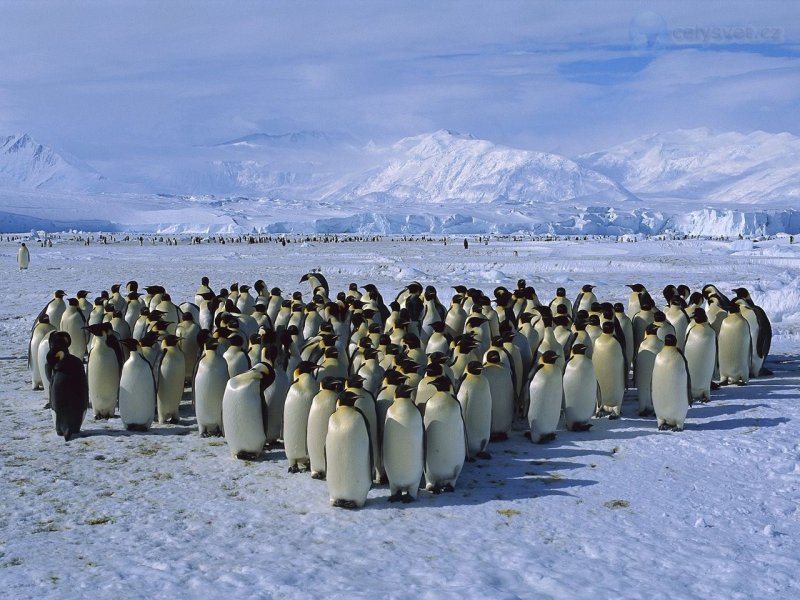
left=235, top=451, right=260, bottom=461
left=268, top=441, right=285, bottom=450
left=699, top=396, right=711, bottom=404
left=465, top=456, right=476, bottom=463
left=127, top=424, right=149, bottom=432
left=638, top=409, right=655, bottom=417
left=401, top=493, right=416, bottom=504
left=388, top=492, right=403, bottom=503
left=759, top=367, right=773, bottom=376
left=42, top=402, right=51, bottom=410
left=671, top=426, right=684, bottom=432
left=442, top=484, right=455, bottom=493
left=710, top=381, right=721, bottom=390
left=736, top=381, right=747, bottom=387
left=607, top=414, right=620, bottom=421
left=490, top=432, right=509, bottom=442
left=332, top=499, right=359, bottom=509
left=568, top=422, right=593, bottom=432
left=658, top=423, right=671, bottom=431
left=287, top=465, right=300, bottom=474
left=523, top=431, right=532, bottom=440
left=537, top=432, right=556, bottom=444
left=595, top=409, right=609, bottom=418
left=169, top=416, right=181, bottom=425
left=718, top=380, right=730, bottom=387
left=310, top=472, right=325, bottom=480
left=476, top=451, right=492, bottom=460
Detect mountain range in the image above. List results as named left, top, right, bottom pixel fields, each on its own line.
left=0, top=128, right=798, bottom=237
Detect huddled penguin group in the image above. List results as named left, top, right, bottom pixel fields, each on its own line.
left=28, top=274, right=772, bottom=507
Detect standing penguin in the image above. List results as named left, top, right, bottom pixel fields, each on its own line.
left=651, top=334, right=691, bottom=431
left=307, top=376, right=342, bottom=479
left=47, top=345, right=88, bottom=441
left=733, top=287, right=772, bottom=376
left=563, top=344, right=597, bottom=431
left=483, top=350, right=515, bottom=440
left=383, top=383, right=424, bottom=503
left=325, top=390, right=373, bottom=508
left=29, top=315, right=55, bottom=390
left=86, top=322, right=124, bottom=419
left=155, top=334, right=186, bottom=424
left=118, top=339, right=156, bottom=431
left=193, top=339, right=229, bottom=437
left=61, top=298, right=88, bottom=360
left=683, top=308, right=717, bottom=403
left=17, top=242, right=30, bottom=270
left=593, top=321, right=626, bottom=419
left=283, top=361, right=322, bottom=473
left=457, top=361, right=493, bottom=460
left=527, top=350, right=563, bottom=443
left=423, top=376, right=467, bottom=494
left=718, top=304, right=751, bottom=386
left=222, top=362, right=275, bottom=460
left=635, top=324, right=664, bottom=417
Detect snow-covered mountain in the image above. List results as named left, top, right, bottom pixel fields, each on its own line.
left=0, top=133, right=106, bottom=191
left=337, top=130, right=634, bottom=205
left=579, top=128, right=800, bottom=206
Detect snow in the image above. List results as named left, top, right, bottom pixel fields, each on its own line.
left=1, top=236, right=799, bottom=598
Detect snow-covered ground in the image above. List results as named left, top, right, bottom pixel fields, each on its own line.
left=1, top=236, right=798, bottom=599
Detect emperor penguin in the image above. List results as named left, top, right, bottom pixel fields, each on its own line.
left=307, top=376, right=343, bottom=479
left=527, top=350, right=563, bottom=443
left=61, top=298, right=88, bottom=360
left=176, top=313, right=201, bottom=384
left=549, top=287, right=573, bottom=320
left=155, top=334, right=186, bottom=424
left=457, top=361, right=493, bottom=460
left=563, top=344, right=598, bottom=431
left=235, top=285, right=255, bottom=315
left=266, top=287, right=284, bottom=326
left=86, top=323, right=124, bottom=419
left=734, top=297, right=763, bottom=378
left=573, top=284, right=597, bottom=320
left=425, top=320, right=451, bottom=357
left=593, top=321, right=626, bottom=419
left=346, top=375, right=383, bottom=483
left=635, top=324, right=664, bottom=417
left=383, top=383, right=424, bottom=503
left=262, top=352, right=290, bottom=446
left=423, top=376, right=466, bottom=494
left=733, top=287, right=772, bottom=376
left=76, top=289, right=93, bottom=322
left=222, top=362, right=275, bottom=460
left=683, top=308, right=717, bottom=402
left=651, top=334, right=691, bottom=431
left=41, top=289, right=67, bottom=329
left=614, top=303, right=634, bottom=378
left=223, top=334, right=251, bottom=379
left=17, top=242, right=30, bottom=270
left=665, top=299, right=690, bottom=351
left=46, top=345, right=88, bottom=441
left=29, top=315, right=55, bottom=390
left=483, top=350, right=515, bottom=440
left=625, top=284, right=648, bottom=320
left=300, top=272, right=330, bottom=299
left=118, top=339, right=156, bottom=431
left=718, top=304, right=751, bottom=386
left=325, top=390, right=373, bottom=508
left=194, top=276, right=214, bottom=307
left=444, top=294, right=467, bottom=338
left=283, top=361, right=322, bottom=473
left=193, top=339, right=230, bottom=437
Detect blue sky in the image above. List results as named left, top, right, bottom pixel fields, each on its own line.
left=0, top=0, right=797, bottom=163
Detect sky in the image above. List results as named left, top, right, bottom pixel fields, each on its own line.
left=0, top=0, right=798, bottom=165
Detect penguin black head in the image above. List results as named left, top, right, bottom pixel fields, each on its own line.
left=517, top=278, right=526, bottom=290
left=140, top=332, right=160, bottom=348
left=249, top=333, right=262, bottom=346
left=518, top=312, right=533, bottom=324
left=395, top=383, right=414, bottom=399
left=587, top=314, right=600, bottom=327
left=320, top=376, right=343, bottom=392
left=254, top=280, right=266, bottom=293
left=573, top=319, right=587, bottom=332
left=363, top=347, right=379, bottom=361
left=349, top=282, right=359, bottom=292
left=111, top=284, right=121, bottom=293
left=427, top=351, right=447, bottom=365
left=201, top=277, right=210, bottom=286
left=55, top=289, right=67, bottom=298
left=664, top=334, right=677, bottom=347
left=337, top=390, right=360, bottom=408
left=732, top=287, right=749, bottom=299
left=271, top=287, right=282, bottom=296
left=540, top=350, right=559, bottom=365
left=76, top=290, right=90, bottom=299
left=144, top=285, right=164, bottom=295
left=677, top=285, right=691, bottom=298
left=49, top=330, right=72, bottom=351
left=556, top=287, right=566, bottom=297
left=430, top=376, right=453, bottom=392
left=399, top=359, right=420, bottom=375
left=181, top=312, right=194, bottom=322
left=295, top=361, right=321, bottom=377
left=383, top=369, right=406, bottom=386
left=85, top=322, right=110, bottom=337
left=466, top=315, right=487, bottom=329
left=601, top=321, right=615, bottom=335
left=485, top=350, right=501, bottom=364
left=654, top=311, right=666, bottom=323
left=402, top=334, right=421, bottom=350
left=38, top=314, right=50, bottom=324
left=407, top=281, right=423, bottom=295
left=613, top=303, right=625, bottom=313
left=590, top=302, right=602, bottom=313
left=663, top=284, right=677, bottom=302
left=67, top=298, right=79, bottom=307
left=466, top=360, right=484, bottom=376
left=571, top=343, right=587, bottom=356
left=728, top=303, right=741, bottom=314
left=582, top=284, right=595, bottom=293
left=163, top=334, right=180, bottom=347
left=693, top=308, right=708, bottom=323
left=425, top=362, right=444, bottom=377
left=119, top=338, right=140, bottom=351
left=689, top=292, right=704, bottom=306
left=324, top=347, right=339, bottom=359
left=640, top=300, right=654, bottom=311
left=627, top=283, right=645, bottom=293
left=453, top=285, right=468, bottom=295
left=555, top=304, right=568, bottom=316
left=645, top=323, right=659, bottom=336
left=228, top=334, right=244, bottom=347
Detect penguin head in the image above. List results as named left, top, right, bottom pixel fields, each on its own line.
left=664, top=334, right=678, bottom=347
left=320, top=376, right=343, bottom=392
left=627, top=283, right=646, bottom=293
left=270, top=287, right=282, bottom=296
left=54, top=289, right=66, bottom=298
left=295, top=360, right=321, bottom=377
left=653, top=311, right=666, bottom=323
left=162, top=334, right=180, bottom=348
left=76, top=290, right=90, bottom=299
left=693, top=308, right=708, bottom=323
left=732, top=287, right=749, bottom=299
left=677, top=285, right=691, bottom=299
left=540, top=350, right=559, bottom=365
left=38, top=314, right=50, bottom=324
left=49, top=330, right=72, bottom=351
left=383, top=369, right=406, bottom=386
left=613, top=303, right=625, bottom=313
left=689, top=292, right=704, bottom=306
left=727, top=303, right=741, bottom=314
left=67, top=298, right=79, bottom=307
left=337, top=390, right=360, bottom=408
left=587, top=315, right=600, bottom=327
left=645, top=323, right=660, bottom=336
left=430, top=376, right=453, bottom=392
left=517, top=278, right=526, bottom=290
left=395, top=383, right=414, bottom=399
left=571, top=343, right=587, bottom=356
left=424, top=362, right=444, bottom=377
left=485, top=350, right=502, bottom=365
left=581, top=284, right=595, bottom=293
left=324, top=347, right=340, bottom=359
left=120, top=338, right=140, bottom=352
left=349, top=282, right=359, bottom=292
left=466, top=361, right=484, bottom=376
left=601, top=321, right=615, bottom=335
left=556, top=287, right=566, bottom=298
left=85, top=323, right=109, bottom=337
left=201, top=276, right=210, bottom=286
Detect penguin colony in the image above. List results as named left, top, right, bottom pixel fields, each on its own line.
left=29, top=275, right=772, bottom=508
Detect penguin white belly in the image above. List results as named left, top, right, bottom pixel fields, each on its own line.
left=88, top=346, right=120, bottom=418
left=326, top=409, right=372, bottom=507
left=458, top=381, right=492, bottom=458
left=741, top=309, right=763, bottom=377
left=61, top=313, right=87, bottom=360
left=684, top=329, right=716, bottom=401
left=635, top=344, right=660, bottom=415
left=157, top=352, right=185, bottom=423
left=283, top=388, right=314, bottom=470
left=354, top=393, right=382, bottom=482
left=224, top=349, right=250, bottom=379
left=194, top=356, right=229, bottom=436
left=119, top=355, right=155, bottom=430
left=307, top=392, right=338, bottom=478
left=383, top=400, right=424, bottom=499
left=528, top=367, right=562, bottom=443
left=718, top=320, right=750, bottom=385
left=37, top=340, right=53, bottom=397
left=593, top=339, right=625, bottom=416
left=423, top=396, right=465, bottom=490
left=651, top=352, right=689, bottom=430
left=29, top=328, right=52, bottom=390
left=222, top=373, right=267, bottom=458
left=563, top=358, right=596, bottom=430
